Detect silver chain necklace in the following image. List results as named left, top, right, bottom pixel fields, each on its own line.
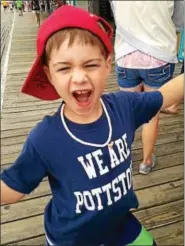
left=61, top=99, right=114, bottom=148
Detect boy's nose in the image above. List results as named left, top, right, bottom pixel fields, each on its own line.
left=71, top=69, right=88, bottom=84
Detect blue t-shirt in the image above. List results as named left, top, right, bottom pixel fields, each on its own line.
left=1, top=91, right=163, bottom=246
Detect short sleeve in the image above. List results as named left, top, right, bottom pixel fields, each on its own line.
left=172, top=1, right=184, bottom=32
left=0, top=138, right=47, bottom=194
left=123, top=91, right=163, bottom=130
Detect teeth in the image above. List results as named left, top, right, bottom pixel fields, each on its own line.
left=74, top=90, right=90, bottom=95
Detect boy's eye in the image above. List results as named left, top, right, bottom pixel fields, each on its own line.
left=58, top=67, right=70, bottom=72
left=86, top=64, right=99, bottom=68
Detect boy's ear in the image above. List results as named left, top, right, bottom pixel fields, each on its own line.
left=106, top=55, right=112, bottom=72
left=43, top=65, right=52, bottom=84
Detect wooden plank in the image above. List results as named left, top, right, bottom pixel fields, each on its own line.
left=132, top=151, right=184, bottom=174
left=150, top=221, right=184, bottom=245
left=2, top=101, right=59, bottom=110
left=159, top=109, right=184, bottom=118
left=158, top=116, right=184, bottom=126
left=1, top=195, right=51, bottom=224
left=2, top=195, right=51, bottom=224
left=2, top=96, right=55, bottom=105
left=133, top=164, right=184, bottom=190
left=1, top=215, right=44, bottom=245
left=8, top=62, right=33, bottom=70
left=1, top=119, right=40, bottom=131
left=8, top=235, right=46, bottom=245
left=12, top=34, right=37, bottom=37
left=132, top=140, right=184, bottom=162
left=8, top=56, right=36, bottom=63
left=10, top=48, right=36, bottom=54
left=1, top=127, right=32, bottom=139
left=12, top=38, right=36, bottom=42
left=132, top=130, right=183, bottom=150
left=1, top=165, right=183, bottom=223
left=135, top=123, right=183, bottom=139
left=136, top=179, right=183, bottom=209
left=1, top=108, right=56, bottom=123
left=134, top=199, right=184, bottom=230
left=1, top=180, right=183, bottom=245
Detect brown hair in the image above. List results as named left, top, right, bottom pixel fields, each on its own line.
left=43, top=27, right=109, bottom=65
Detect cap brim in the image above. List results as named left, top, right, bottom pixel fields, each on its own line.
left=21, top=55, right=60, bottom=100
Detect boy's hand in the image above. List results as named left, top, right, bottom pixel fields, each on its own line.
left=159, top=73, right=184, bottom=110
left=1, top=180, right=25, bottom=205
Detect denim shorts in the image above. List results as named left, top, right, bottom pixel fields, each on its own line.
left=115, top=63, right=175, bottom=88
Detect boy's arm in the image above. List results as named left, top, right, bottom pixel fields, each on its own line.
left=120, top=74, right=183, bottom=130
left=159, top=74, right=184, bottom=110
left=0, top=137, right=47, bottom=205
left=1, top=180, right=25, bottom=204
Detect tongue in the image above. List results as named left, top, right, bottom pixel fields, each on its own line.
left=75, top=93, right=89, bottom=103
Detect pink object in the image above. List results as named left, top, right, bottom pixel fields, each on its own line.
left=118, top=50, right=167, bottom=69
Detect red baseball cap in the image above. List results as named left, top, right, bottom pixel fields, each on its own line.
left=22, top=5, right=113, bottom=100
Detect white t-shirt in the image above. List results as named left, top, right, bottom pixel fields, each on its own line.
left=110, top=1, right=184, bottom=64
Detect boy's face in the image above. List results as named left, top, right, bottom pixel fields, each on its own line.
left=44, top=38, right=111, bottom=120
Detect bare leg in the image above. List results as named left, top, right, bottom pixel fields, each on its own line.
left=142, top=85, right=159, bottom=165
left=162, top=103, right=179, bottom=114
left=36, top=12, right=40, bottom=27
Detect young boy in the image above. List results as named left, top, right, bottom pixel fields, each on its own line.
left=0, top=6, right=184, bottom=246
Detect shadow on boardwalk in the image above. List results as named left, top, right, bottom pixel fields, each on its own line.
left=1, top=11, right=184, bottom=246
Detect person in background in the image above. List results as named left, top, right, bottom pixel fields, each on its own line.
left=40, top=0, right=45, bottom=12
left=31, top=0, right=41, bottom=27
left=15, top=0, right=23, bottom=16
left=2, top=1, right=9, bottom=12
left=27, top=1, right=31, bottom=11
left=9, top=1, right=14, bottom=12
left=14, top=1, right=18, bottom=12
left=45, top=0, right=51, bottom=14
left=56, top=0, right=67, bottom=8
left=110, top=1, right=184, bottom=174
left=22, top=0, right=25, bottom=12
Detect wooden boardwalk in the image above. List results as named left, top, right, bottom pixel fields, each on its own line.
left=1, top=12, right=184, bottom=245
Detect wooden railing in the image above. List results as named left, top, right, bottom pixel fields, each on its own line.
left=1, top=13, right=13, bottom=66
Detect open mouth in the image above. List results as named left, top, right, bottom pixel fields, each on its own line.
left=72, top=89, right=92, bottom=107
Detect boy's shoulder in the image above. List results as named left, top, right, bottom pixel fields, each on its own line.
left=28, top=107, right=60, bottom=146
left=102, top=91, right=134, bottom=106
